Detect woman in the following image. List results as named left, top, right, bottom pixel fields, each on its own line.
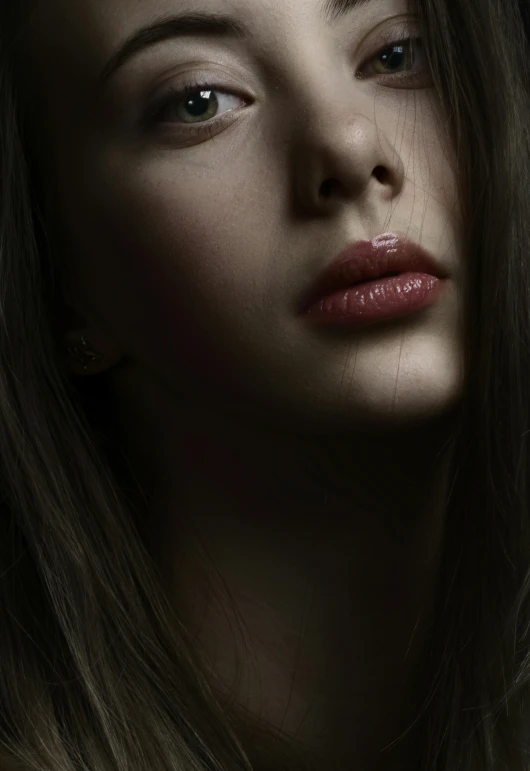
left=0, top=0, right=528, bottom=768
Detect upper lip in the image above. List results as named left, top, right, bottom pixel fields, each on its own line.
left=299, top=232, right=450, bottom=312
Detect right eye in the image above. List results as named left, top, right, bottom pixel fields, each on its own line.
left=147, top=80, right=247, bottom=128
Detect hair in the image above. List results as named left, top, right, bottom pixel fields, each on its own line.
left=0, top=0, right=529, bottom=768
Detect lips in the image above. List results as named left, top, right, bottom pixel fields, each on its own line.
left=300, top=233, right=449, bottom=313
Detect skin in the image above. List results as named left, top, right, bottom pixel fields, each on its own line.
left=28, top=0, right=465, bottom=767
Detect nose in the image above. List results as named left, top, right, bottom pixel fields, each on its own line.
left=289, top=84, right=406, bottom=216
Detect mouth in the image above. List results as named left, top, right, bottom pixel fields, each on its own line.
left=358, top=271, right=401, bottom=283
left=300, top=233, right=449, bottom=313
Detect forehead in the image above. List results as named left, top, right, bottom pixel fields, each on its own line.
left=27, top=0, right=396, bottom=90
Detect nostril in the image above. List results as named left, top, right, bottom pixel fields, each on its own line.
left=374, top=166, right=389, bottom=183
left=321, top=179, right=334, bottom=197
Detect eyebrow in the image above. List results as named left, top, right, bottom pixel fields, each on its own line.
left=97, top=0, right=372, bottom=89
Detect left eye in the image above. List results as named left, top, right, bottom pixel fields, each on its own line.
left=359, top=36, right=430, bottom=84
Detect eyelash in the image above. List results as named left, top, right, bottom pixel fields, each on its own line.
left=146, top=33, right=428, bottom=135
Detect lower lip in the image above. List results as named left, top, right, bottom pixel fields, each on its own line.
left=302, top=273, right=448, bottom=325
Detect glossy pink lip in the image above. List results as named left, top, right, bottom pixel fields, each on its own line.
left=299, top=233, right=450, bottom=313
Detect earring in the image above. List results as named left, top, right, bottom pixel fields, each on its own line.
left=66, top=335, right=104, bottom=372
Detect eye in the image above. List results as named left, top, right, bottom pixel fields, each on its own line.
left=374, top=37, right=421, bottom=75
left=147, top=81, right=245, bottom=126
left=358, top=36, right=431, bottom=86
left=144, top=33, right=429, bottom=133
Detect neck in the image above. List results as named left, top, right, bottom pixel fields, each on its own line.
left=140, top=406, right=456, bottom=770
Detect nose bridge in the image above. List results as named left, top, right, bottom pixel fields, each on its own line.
left=280, top=40, right=389, bottom=165
left=285, top=40, right=358, bottom=126
left=251, top=1, right=387, bottom=155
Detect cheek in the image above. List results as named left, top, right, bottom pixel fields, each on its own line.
left=66, top=158, right=282, bottom=398
left=374, top=90, right=459, bottom=216
left=413, top=102, right=459, bottom=212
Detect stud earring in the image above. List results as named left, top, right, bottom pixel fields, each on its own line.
left=65, top=335, right=104, bottom=372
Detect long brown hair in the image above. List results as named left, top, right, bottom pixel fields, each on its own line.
left=0, top=0, right=529, bottom=769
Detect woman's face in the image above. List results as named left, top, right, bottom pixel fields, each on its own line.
left=32, top=0, right=464, bottom=433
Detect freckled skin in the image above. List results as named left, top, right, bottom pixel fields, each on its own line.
left=30, top=0, right=465, bottom=767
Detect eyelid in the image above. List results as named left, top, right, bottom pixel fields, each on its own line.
left=148, top=84, right=246, bottom=129
left=356, top=29, right=428, bottom=85
left=144, top=75, right=247, bottom=127
left=356, top=19, right=419, bottom=65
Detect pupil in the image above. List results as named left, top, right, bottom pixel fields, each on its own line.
left=186, top=91, right=212, bottom=117
left=381, top=46, right=405, bottom=71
